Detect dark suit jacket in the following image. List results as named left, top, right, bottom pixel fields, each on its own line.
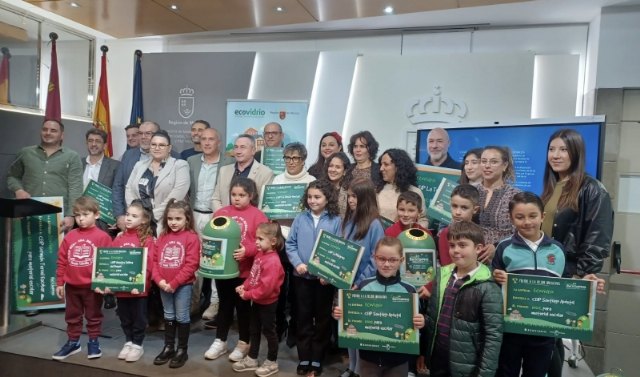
left=82, top=156, right=120, bottom=187
left=187, top=152, right=235, bottom=209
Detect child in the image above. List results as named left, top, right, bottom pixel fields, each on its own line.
left=341, top=178, right=385, bottom=377
left=233, top=222, right=286, bottom=376
left=53, top=196, right=112, bottom=360
left=424, top=220, right=503, bottom=377
left=286, top=179, right=342, bottom=376
left=333, top=237, right=425, bottom=377
left=205, top=177, right=268, bottom=363
left=110, top=200, right=155, bottom=362
left=384, top=191, right=430, bottom=237
left=436, top=184, right=480, bottom=267
left=152, top=199, right=200, bottom=368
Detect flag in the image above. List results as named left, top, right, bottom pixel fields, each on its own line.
left=0, top=47, right=10, bottom=105
left=93, top=46, right=113, bottom=157
left=129, top=50, right=143, bottom=125
left=45, top=33, right=61, bottom=121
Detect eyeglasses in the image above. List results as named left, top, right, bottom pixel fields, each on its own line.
left=264, top=131, right=281, bottom=137
left=480, top=159, right=503, bottom=166
left=150, top=143, right=169, bottom=149
left=283, top=156, right=302, bottom=163
left=374, top=256, right=402, bottom=264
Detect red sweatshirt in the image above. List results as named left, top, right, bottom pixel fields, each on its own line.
left=384, top=221, right=431, bottom=238
left=111, top=229, right=156, bottom=297
left=437, top=226, right=453, bottom=266
left=56, top=226, right=112, bottom=287
left=153, top=230, right=200, bottom=290
left=242, top=250, right=284, bottom=305
left=213, top=205, right=268, bottom=278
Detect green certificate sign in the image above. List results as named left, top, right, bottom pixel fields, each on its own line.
left=338, top=289, right=419, bottom=355
left=261, top=147, right=286, bottom=175
left=502, top=274, right=596, bottom=340
left=259, top=183, right=307, bottom=220
left=416, top=165, right=460, bottom=223
left=307, top=230, right=363, bottom=289
left=401, top=249, right=436, bottom=288
left=428, top=178, right=458, bottom=225
left=83, top=180, right=116, bottom=225
left=91, top=247, right=147, bottom=293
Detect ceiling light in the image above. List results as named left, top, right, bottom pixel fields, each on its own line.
left=274, top=6, right=285, bottom=13
left=170, top=4, right=178, bottom=10
left=70, top=2, right=80, bottom=7
left=383, top=6, right=394, bottom=14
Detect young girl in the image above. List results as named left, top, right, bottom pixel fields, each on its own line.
left=152, top=199, right=200, bottom=369
left=204, top=177, right=268, bottom=363
left=232, top=222, right=286, bottom=376
left=111, top=200, right=155, bottom=362
left=286, top=179, right=342, bottom=376
left=340, top=178, right=385, bottom=377
left=333, top=237, right=425, bottom=377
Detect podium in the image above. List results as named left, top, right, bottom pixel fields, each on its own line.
left=0, top=198, right=62, bottom=338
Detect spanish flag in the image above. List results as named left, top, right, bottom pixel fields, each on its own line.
left=0, top=47, right=10, bottom=105
left=45, top=33, right=61, bottom=121
left=93, top=46, right=113, bottom=157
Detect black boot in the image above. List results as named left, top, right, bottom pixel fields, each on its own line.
left=169, top=322, right=190, bottom=368
left=154, top=320, right=176, bottom=365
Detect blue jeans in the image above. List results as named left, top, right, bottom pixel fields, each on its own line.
left=160, top=284, right=193, bottom=324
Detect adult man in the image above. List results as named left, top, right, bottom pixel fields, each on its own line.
left=125, top=124, right=140, bottom=150
left=254, top=122, right=285, bottom=163
left=424, top=127, right=461, bottom=169
left=8, top=119, right=83, bottom=233
left=181, top=120, right=210, bottom=160
left=212, top=134, right=274, bottom=211
left=111, top=121, right=179, bottom=231
left=187, top=127, right=234, bottom=325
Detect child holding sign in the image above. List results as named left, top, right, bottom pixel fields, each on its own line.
left=424, top=221, right=503, bottom=377
left=110, top=200, right=155, bottom=362
left=333, top=237, right=425, bottom=377
left=286, top=180, right=342, bottom=376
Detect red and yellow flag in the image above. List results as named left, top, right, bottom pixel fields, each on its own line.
left=0, top=47, right=10, bottom=105
left=93, top=46, right=113, bottom=157
left=45, top=33, right=61, bottom=121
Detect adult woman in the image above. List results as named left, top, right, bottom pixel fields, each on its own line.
left=125, top=130, right=190, bottom=233
left=459, top=148, right=483, bottom=185
left=272, top=142, right=316, bottom=185
left=476, top=146, right=520, bottom=261
left=307, top=132, right=342, bottom=179
left=345, top=130, right=381, bottom=187
left=376, top=148, right=428, bottom=227
left=323, top=152, right=351, bottom=218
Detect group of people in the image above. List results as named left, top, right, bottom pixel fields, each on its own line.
left=6, top=118, right=613, bottom=377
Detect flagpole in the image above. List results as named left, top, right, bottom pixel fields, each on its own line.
left=94, top=45, right=113, bottom=157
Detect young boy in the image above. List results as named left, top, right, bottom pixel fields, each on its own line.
left=424, top=221, right=503, bottom=377
left=436, top=184, right=480, bottom=266
left=53, top=196, right=112, bottom=360
left=384, top=191, right=430, bottom=237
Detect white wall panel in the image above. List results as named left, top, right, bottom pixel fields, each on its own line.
left=248, top=51, right=319, bottom=101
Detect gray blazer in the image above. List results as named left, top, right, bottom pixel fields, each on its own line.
left=212, top=160, right=274, bottom=211
left=82, top=156, right=120, bottom=187
left=125, top=157, right=190, bottom=222
left=187, top=152, right=235, bottom=209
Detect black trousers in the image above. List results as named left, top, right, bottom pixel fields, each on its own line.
left=116, top=296, right=148, bottom=345
left=215, top=277, right=251, bottom=342
left=248, top=301, right=279, bottom=361
left=498, top=333, right=555, bottom=377
left=293, top=276, right=335, bottom=363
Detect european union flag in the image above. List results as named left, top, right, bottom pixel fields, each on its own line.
left=129, top=50, right=143, bottom=125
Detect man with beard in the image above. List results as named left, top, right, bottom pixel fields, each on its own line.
left=181, top=120, right=209, bottom=159
left=424, top=127, right=461, bottom=169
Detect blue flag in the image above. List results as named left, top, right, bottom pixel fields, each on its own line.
left=129, top=51, right=143, bottom=125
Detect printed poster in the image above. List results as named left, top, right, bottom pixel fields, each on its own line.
left=400, top=249, right=436, bottom=288
left=307, top=230, right=363, bottom=290
left=91, top=247, right=147, bottom=293
left=416, top=165, right=460, bottom=224
left=259, top=183, right=307, bottom=220
left=83, top=180, right=116, bottom=226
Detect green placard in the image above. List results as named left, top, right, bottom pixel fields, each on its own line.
left=416, top=165, right=460, bottom=223
left=12, top=196, right=65, bottom=311
left=401, top=248, right=436, bottom=288
left=91, top=247, right=147, bottom=293
left=200, top=236, right=228, bottom=273
left=307, top=230, right=363, bottom=289
left=259, top=183, right=307, bottom=220
left=261, top=147, right=286, bottom=175
left=338, top=289, right=419, bottom=355
left=83, top=180, right=116, bottom=226
left=428, top=178, right=458, bottom=225
left=502, top=274, right=596, bottom=340
left=379, top=216, right=395, bottom=230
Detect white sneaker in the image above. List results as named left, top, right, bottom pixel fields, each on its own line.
left=232, top=356, right=258, bottom=372
left=408, top=373, right=416, bottom=377
left=202, top=302, right=219, bottom=320
left=125, top=344, right=144, bottom=362
left=255, top=360, right=279, bottom=376
left=204, top=338, right=227, bottom=360
left=117, top=341, right=132, bottom=360
left=228, top=340, right=250, bottom=362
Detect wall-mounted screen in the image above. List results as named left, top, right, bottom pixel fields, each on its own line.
left=415, top=118, right=604, bottom=195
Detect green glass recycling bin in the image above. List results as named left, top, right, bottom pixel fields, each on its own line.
left=397, top=228, right=436, bottom=250
left=198, top=216, right=241, bottom=279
